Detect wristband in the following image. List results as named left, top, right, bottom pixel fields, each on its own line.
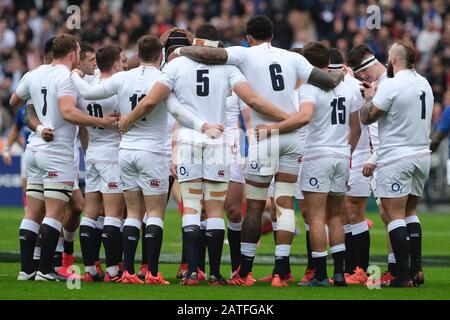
left=36, top=125, right=45, bottom=137
left=366, top=152, right=378, bottom=165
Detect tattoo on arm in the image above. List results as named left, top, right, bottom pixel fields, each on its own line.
left=180, top=47, right=228, bottom=64
left=359, top=101, right=382, bottom=125
left=307, top=68, right=343, bottom=91
left=25, top=104, right=39, bottom=131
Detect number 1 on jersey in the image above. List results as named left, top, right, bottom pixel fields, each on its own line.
left=420, top=91, right=426, bottom=120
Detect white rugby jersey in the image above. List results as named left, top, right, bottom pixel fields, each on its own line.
left=366, top=73, right=388, bottom=153
left=77, top=75, right=120, bottom=161
left=158, top=56, right=245, bottom=125
left=16, top=64, right=78, bottom=155
left=372, top=69, right=433, bottom=163
left=344, top=73, right=371, bottom=159
left=99, top=65, right=167, bottom=153
left=225, top=90, right=248, bottom=130
left=226, top=43, right=314, bottom=127
left=299, top=81, right=357, bottom=155
left=295, top=87, right=308, bottom=155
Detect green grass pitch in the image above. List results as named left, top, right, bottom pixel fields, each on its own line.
left=1, top=207, right=450, bottom=300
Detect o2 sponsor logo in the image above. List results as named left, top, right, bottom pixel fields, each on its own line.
left=250, top=161, right=260, bottom=172
left=309, top=177, right=319, bottom=189
left=179, top=166, right=189, bottom=177
left=391, top=183, right=401, bottom=193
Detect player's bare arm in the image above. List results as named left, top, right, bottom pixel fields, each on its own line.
left=59, top=95, right=119, bottom=129
left=349, top=110, right=362, bottom=154
left=9, top=93, right=27, bottom=110
left=359, top=100, right=384, bottom=125
left=308, top=68, right=344, bottom=91
left=24, top=104, right=54, bottom=142
left=429, top=131, right=447, bottom=153
left=2, top=124, right=20, bottom=166
left=178, top=46, right=228, bottom=64
left=70, top=71, right=114, bottom=100
left=255, top=102, right=315, bottom=139
left=78, top=126, right=89, bottom=152
left=118, top=82, right=171, bottom=134
left=233, top=81, right=289, bottom=121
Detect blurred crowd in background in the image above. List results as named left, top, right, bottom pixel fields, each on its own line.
left=0, top=0, right=449, bottom=201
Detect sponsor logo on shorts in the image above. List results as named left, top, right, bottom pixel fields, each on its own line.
left=346, top=184, right=351, bottom=192
left=298, top=157, right=303, bottom=163
left=391, top=183, right=401, bottom=193
left=150, top=179, right=161, bottom=188
left=48, top=171, right=58, bottom=178
left=108, top=182, right=119, bottom=189
left=128, top=236, right=138, bottom=241
left=309, top=177, right=319, bottom=188
left=250, top=161, right=260, bottom=171
left=218, top=170, right=225, bottom=177
left=179, top=166, right=188, bottom=176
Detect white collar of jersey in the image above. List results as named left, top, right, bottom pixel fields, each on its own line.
left=193, top=38, right=219, bottom=48
left=354, top=55, right=377, bottom=73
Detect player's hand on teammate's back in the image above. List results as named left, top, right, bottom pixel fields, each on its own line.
left=254, top=124, right=273, bottom=141
left=41, top=128, right=54, bottom=142
left=362, top=163, right=376, bottom=177
left=71, top=68, right=84, bottom=78
left=102, top=112, right=121, bottom=131
left=202, top=123, right=224, bottom=139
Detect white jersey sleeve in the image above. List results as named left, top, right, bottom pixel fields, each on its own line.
left=71, top=72, right=119, bottom=100
left=57, top=75, right=78, bottom=98
left=225, top=46, right=247, bottom=67
left=165, top=93, right=205, bottom=131
left=293, top=53, right=314, bottom=82
left=15, top=71, right=31, bottom=100
left=372, top=79, right=396, bottom=112
left=298, top=83, right=319, bottom=105
left=228, top=65, right=246, bottom=89
left=157, top=62, right=177, bottom=90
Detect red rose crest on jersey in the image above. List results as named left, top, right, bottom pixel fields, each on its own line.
left=218, top=170, right=225, bottom=177
left=108, top=182, right=119, bottom=189
left=150, top=179, right=161, bottom=188
left=48, top=171, right=58, bottom=178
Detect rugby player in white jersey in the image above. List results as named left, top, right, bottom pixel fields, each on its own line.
left=359, top=41, right=432, bottom=287
left=224, top=89, right=251, bottom=278
left=176, top=16, right=343, bottom=287
left=118, top=24, right=290, bottom=286
left=77, top=45, right=127, bottom=282
left=257, top=42, right=360, bottom=286
left=71, top=35, right=212, bottom=285
left=10, top=34, right=118, bottom=281
left=327, top=48, right=372, bottom=285
left=56, top=42, right=98, bottom=279
left=347, top=45, right=395, bottom=284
